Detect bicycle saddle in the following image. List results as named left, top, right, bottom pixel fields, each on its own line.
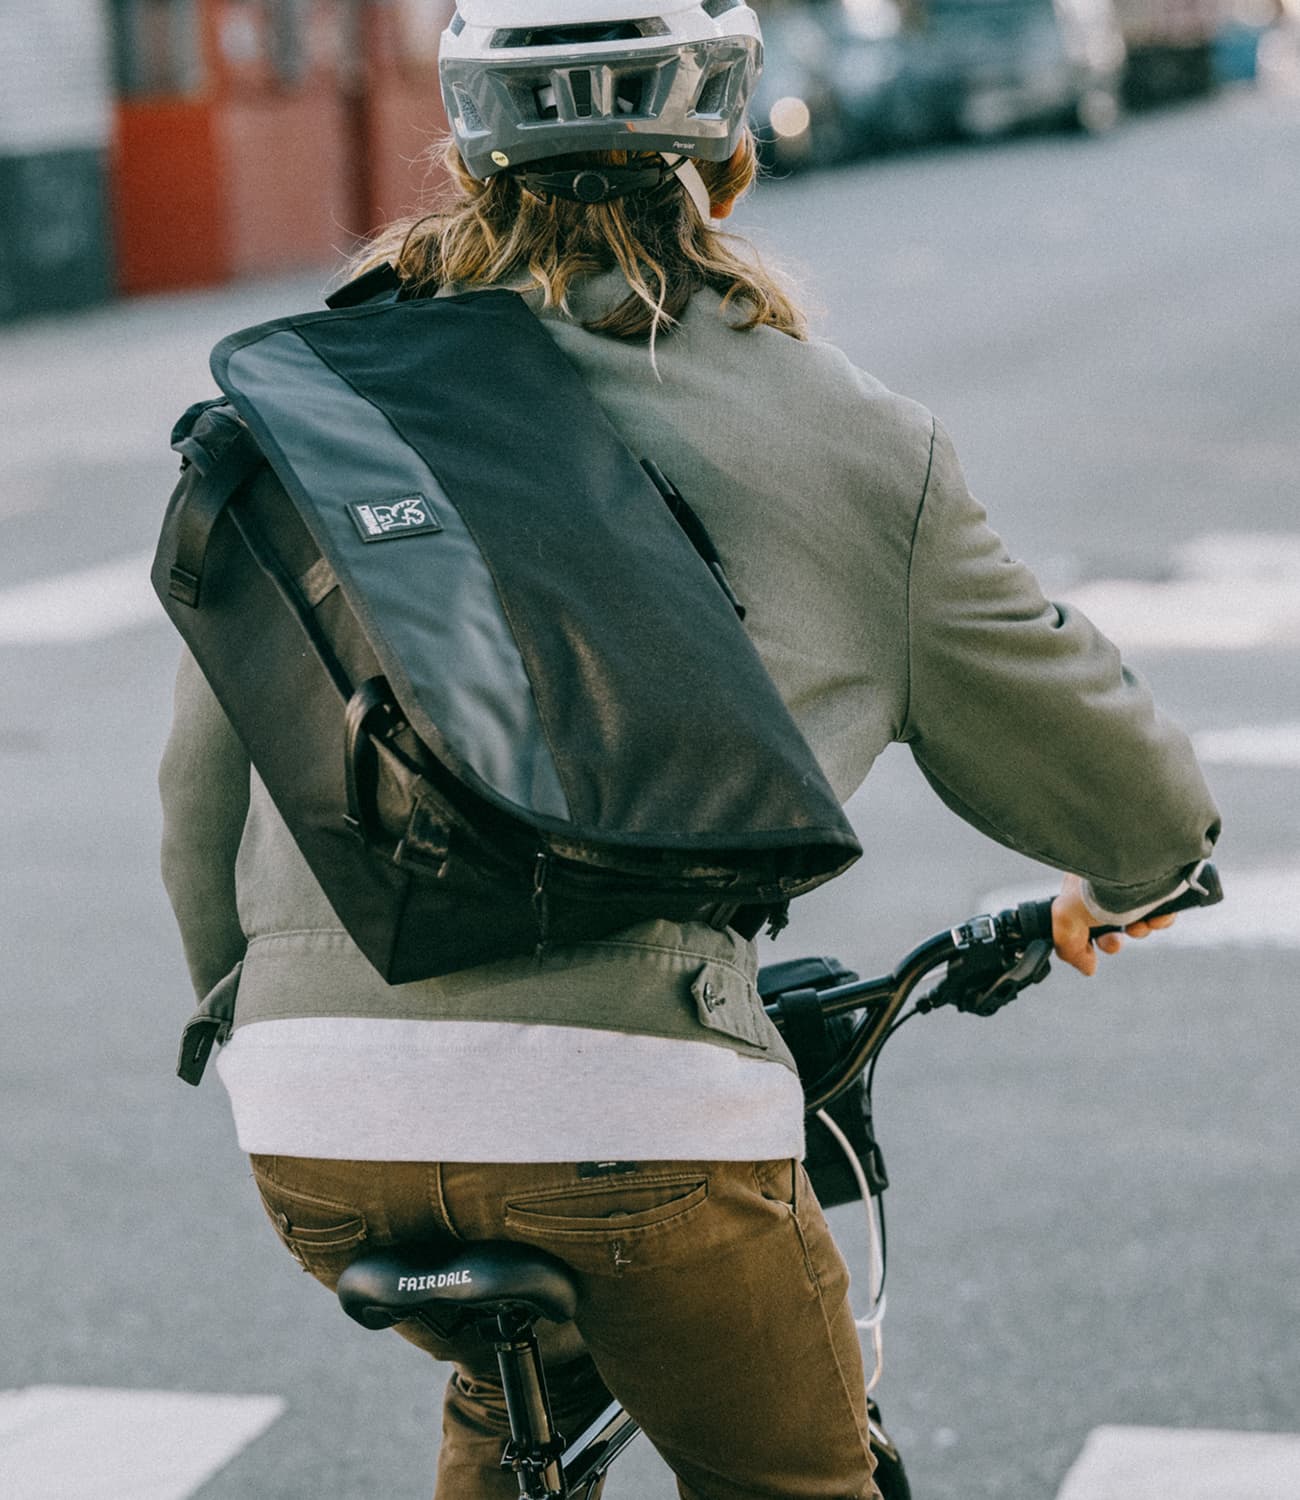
left=337, top=1241, right=579, bottom=1330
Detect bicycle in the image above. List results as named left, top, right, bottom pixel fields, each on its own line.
left=335, top=865, right=1223, bottom=1498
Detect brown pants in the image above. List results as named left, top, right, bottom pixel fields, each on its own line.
left=250, top=1154, right=877, bottom=1500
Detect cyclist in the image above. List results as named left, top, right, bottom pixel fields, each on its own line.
left=158, top=2, right=1220, bottom=1495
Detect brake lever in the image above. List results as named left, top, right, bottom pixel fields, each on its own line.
left=960, top=938, right=1053, bottom=1015
left=917, top=937, right=1053, bottom=1017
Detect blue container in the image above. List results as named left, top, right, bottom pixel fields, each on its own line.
left=1213, top=22, right=1265, bottom=82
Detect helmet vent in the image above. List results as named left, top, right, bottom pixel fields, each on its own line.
left=453, top=86, right=487, bottom=135
left=692, top=68, right=729, bottom=117
left=449, top=10, right=466, bottom=36
left=614, top=73, right=647, bottom=115
left=702, top=0, right=741, bottom=16
left=571, top=69, right=595, bottom=117
left=490, top=20, right=664, bottom=49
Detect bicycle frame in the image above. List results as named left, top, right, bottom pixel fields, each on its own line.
left=472, top=1302, right=640, bottom=1498
left=556, top=1399, right=641, bottom=1496
left=451, top=922, right=978, bottom=1499
left=789, top=928, right=957, bottom=1112
left=338, top=865, right=1222, bottom=1500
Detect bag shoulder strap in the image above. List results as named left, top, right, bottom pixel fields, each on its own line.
left=324, top=261, right=409, bottom=310
left=165, top=408, right=264, bottom=608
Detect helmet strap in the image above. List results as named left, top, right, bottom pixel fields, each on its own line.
left=516, top=161, right=668, bottom=205
left=670, top=158, right=713, bottom=223
left=515, top=154, right=715, bottom=221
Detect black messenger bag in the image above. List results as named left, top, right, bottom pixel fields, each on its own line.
left=153, top=283, right=860, bottom=990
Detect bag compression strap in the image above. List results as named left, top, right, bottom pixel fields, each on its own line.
left=644, top=461, right=788, bottom=943
left=165, top=419, right=264, bottom=608
left=643, top=462, right=794, bottom=939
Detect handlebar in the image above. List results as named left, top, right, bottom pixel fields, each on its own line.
left=763, top=863, right=1223, bottom=1114
left=1003, top=860, right=1225, bottom=948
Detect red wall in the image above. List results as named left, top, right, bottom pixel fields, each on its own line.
left=111, top=0, right=451, bottom=294
left=217, top=91, right=353, bottom=275
left=112, top=99, right=228, bottom=294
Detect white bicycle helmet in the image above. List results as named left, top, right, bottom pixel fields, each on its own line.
left=439, top=0, right=762, bottom=205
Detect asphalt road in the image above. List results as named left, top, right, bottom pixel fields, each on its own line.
left=2, top=85, right=1298, bottom=1499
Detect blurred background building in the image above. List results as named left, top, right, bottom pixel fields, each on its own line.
left=1, top=0, right=1296, bottom=321
left=1, top=0, right=451, bottom=320
left=1, top=3, right=115, bottom=319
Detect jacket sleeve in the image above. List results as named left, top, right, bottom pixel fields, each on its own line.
left=900, top=419, right=1220, bottom=913
left=158, top=647, right=250, bottom=1000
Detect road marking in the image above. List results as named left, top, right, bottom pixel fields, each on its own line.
left=1056, top=1424, right=1300, bottom=1499
left=979, top=862, right=1300, bottom=949
left=0, top=1385, right=284, bottom=1500
left=1193, top=722, right=1300, bottom=769
left=1063, top=532, right=1300, bottom=652
left=3, top=531, right=1295, bottom=652
left=0, top=551, right=161, bottom=645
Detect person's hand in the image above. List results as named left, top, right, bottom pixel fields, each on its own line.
left=1051, top=873, right=1178, bottom=976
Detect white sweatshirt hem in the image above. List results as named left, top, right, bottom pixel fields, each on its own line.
left=215, top=1018, right=807, bottom=1163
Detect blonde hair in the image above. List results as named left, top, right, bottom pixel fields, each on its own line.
left=353, top=129, right=807, bottom=344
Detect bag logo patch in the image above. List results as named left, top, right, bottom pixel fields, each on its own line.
left=347, top=495, right=442, bottom=542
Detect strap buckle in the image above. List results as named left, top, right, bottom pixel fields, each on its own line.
left=168, top=565, right=201, bottom=608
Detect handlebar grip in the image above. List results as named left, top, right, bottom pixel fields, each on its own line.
left=1015, top=898, right=1056, bottom=946
left=1088, top=861, right=1223, bottom=938
left=1013, top=861, right=1223, bottom=947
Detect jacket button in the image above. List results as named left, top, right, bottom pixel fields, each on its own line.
left=702, top=982, right=721, bottom=1011
left=275, top=1212, right=291, bottom=1232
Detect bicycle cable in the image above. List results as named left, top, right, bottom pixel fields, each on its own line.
left=814, top=1106, right=887, bottom=1391
left=812, top=1001, right=923, bottom=1394
left=866, top=1003, right=921, bottom=1101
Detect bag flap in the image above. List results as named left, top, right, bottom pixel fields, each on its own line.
left=209, top=291, right=860, bottom=881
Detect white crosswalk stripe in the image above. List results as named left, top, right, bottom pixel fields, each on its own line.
left=2, top=529, right=1298, bottom=652
left=0, top=1386, right=284, bottom=1500
left=1063, top=532, right=1300, bottom=653
left=979, top=863, right=1300, bottom=949
left=0, top=551, right=160, bottom=645
left=2, top=529, right=1297, bottom=654
left=1056, top=1424, right=1300, bottom=1499
left=1194, top=721, right=1300, bottom=769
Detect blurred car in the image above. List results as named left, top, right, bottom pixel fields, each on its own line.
left=1255, top=0, right=1300, bottom=85
left=895, top=0, right=1128, bottom=140
left=1214, top=0, right=1297, bottom=80
left=1114, top=0, right=1219, bottom=102
left=824, top=0, right=911, bottom=151
left=750, top=0, right=906, bottom=166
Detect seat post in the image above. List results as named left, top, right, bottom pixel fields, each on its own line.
left=486, top=1306, right=568, bottom=1498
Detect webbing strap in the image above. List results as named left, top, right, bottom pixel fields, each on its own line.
left=775, top=987, right=833, bottom=1088
left=167, top=424, right=264, bottom=607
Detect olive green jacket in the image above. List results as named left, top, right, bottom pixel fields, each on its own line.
left=159, top=278, right=1219, bottom=1067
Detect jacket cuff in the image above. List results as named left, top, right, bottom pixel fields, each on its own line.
left=1082, top=859, right=1210, bottom=926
